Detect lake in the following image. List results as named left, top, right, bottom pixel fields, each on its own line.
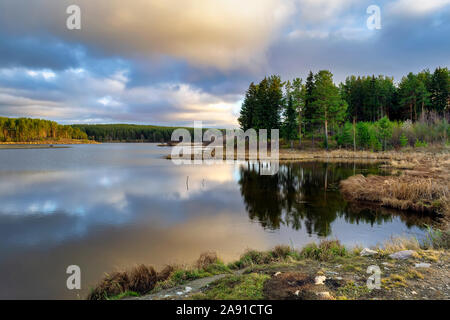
left=0, top=143, right=432, bottom=299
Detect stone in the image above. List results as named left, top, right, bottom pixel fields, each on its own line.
left=360, top=248, right=378, bottom=256
left=388, top=250, right=416, bottom=260
left=185, top=286, right=192, bottom=293
left=315, top=275, right=326, bottom=285
left=316, top=292, right=331, bottom=299
left=274, top=272, right=282, bottom=277
left=325, top=271, right=338, bottom=275
left=414, top=263, right=431, bottom=268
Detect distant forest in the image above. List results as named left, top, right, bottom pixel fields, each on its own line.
left=72, top=124, right=195, bottom=142
left=0, top=117, right=88, bottom=142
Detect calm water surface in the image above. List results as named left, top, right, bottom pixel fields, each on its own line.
left=0, top=144, right=432, bottom=299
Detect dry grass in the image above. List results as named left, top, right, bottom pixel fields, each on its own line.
left=195, top=251, right=219, bottom=269
left=128, top=265, right=158, bottom=295
left=379, top=237, right=421, bottom=254
left=88, top=264, right=172, bottom=300
left=340, top=151, right=450, bottom=217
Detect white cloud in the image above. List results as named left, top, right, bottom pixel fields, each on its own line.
left=388, top=0, right=450, bottom=16
left=26, top=70, right=56, bottom=80
left=295, top=0, right=360, bottom=23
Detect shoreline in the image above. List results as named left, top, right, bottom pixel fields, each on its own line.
left=89, top=239, right=450, bottom=301
left=0, top=139, right=99, bottom=149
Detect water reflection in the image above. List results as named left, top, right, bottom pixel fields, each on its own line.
left=0, top=144, right=435, bottom=299
left=238, top=162, right=433, bottom=237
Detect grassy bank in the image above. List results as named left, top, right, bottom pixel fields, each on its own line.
left=340, top=148, right=449, bottom=220
left=88, top=233, right=450, bottom=300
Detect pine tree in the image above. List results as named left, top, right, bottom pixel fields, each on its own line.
left=290, top=78, right=303, bottom=145
left=303, top=71, right=317, bottom=144
left=238, top=82, right=258, bottom=131
left=430, top=67, right=450, bottom=115
left=266, top=75, right=284, bottom=134
left=282, top=94, right=298, bottom=149
left=311, top=70, right=347, bottom=150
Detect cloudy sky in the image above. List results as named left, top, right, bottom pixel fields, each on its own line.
left=0, top=0, right=449, bottom=127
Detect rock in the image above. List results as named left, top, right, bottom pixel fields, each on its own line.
left=274, top=272, right=282, bottom=277
left=414, top=263, right=431, bottom=268
left=294, top=290, right=300, bottom=296
left=316, top=292, right=331, bottom=299
left=176, top=291, right=183, bottom=296
left=411, top=291, right=417, bottom=295
left=185, top=286, right=192, bottom=293
left=360, top=248, right=378, bottom=256
left=389, top=250, right=416, bottom=260
left=315, top=275, right=326, bottom=285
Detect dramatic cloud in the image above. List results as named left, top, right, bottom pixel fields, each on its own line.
left=0, top=67, right=240, bottom=127
left=0, top=0, right=295, bottom=71
left=0, top=0, right=448, bottom=126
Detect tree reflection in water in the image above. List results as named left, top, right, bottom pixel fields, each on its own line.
left=238, top=161, right=433, bottom=237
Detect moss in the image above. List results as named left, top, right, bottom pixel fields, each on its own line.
left=382, top=274, right=408, bottom=289
left=170, top=269, right=212, bottom=284
left=342, top=265, right=363, bottom=272
left=192, top=273, right=270, bottom=300
left=403, top=268, right=424, bottom=280
left=336, top=281, right=370, bottom=299
left=106, top=290, right=140, bottom=300
left=417, top=250, right=441, bottom=262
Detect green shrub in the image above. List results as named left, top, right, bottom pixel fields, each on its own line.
left=423, top=226, right=450, bottom=249
left=337, top=122, right=354, bottom=148
left=399, top=133, right=408, bottom=147
left=300, top=240, right=349, bottom=261
left=376, top=116, right=393, bottom=151
left=414, top=139, right=428, bottom=148
left=356, top=122, right=371, bottom=149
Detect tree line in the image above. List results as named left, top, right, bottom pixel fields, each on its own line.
left=72, top=124, right=194, bottom=142
left=238, top=67, right=449, bottom=150
left=0, top=117, right=88, bottom=142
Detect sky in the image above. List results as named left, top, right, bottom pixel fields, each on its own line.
left=0, top=0, right=449, bottom=128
